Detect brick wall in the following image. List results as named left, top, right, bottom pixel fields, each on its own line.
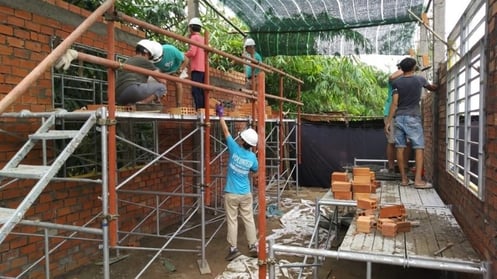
left=0, top=0, right=247, bottom=277
left=424, top=0, right=497, bottom=276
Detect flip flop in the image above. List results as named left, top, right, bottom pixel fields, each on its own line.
left=400, top=179, right=414, bottom=187
left=414, top=182, right=433, bottom=189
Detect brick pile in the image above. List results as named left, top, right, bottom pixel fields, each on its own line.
left=330, top=167, right=379, bottom=200
left=356, top=202, right=412, bottom=237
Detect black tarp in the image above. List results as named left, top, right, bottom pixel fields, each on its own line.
left=298, top=119, right=387, bottom=188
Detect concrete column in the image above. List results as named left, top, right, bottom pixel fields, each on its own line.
left=187, top=0, right=200, bottom=19
left=433, top=0, right=446, bottom=74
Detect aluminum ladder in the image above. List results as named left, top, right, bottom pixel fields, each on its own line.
left=0, top=112, right=97, bottom=244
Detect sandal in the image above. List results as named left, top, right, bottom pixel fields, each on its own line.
left=414, top=182, right=433, bottom=189
left=400, top=179, right=414, bottom=186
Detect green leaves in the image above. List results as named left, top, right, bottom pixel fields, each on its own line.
left=65, top=0, right=388, bottom=117
left=265, top=55, right=388, bottom=116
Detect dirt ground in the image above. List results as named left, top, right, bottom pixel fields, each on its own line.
left=63, top=187, right=449, bottom=279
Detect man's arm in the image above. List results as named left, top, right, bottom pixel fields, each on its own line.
left=389, top=69, right=403, bottom=81
left=220, top=117, right=230, bottom=138
left=424, top=83, right=438, bottom=92
left=385, top=92, right=398, bottom=134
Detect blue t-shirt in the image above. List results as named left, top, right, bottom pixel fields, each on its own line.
left=245, top=52, right=262, bottom=78
left=154, top=44, right=184, bottom=73
left=224, top=136, right=258, bottom=195
left=383, top=82, right=394, bottom=117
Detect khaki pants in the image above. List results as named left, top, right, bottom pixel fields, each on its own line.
left=224, top=193, right=257, bottom=248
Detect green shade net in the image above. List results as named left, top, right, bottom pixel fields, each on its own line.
left=220, top=0, right=426, bottom=57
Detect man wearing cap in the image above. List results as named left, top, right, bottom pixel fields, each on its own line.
left=149, top=41, right=189, bottom=107
left=219, top=111, right=259, bottom=261
left=115, top=40, right=168, bottom=105
left=383, top=63, right=407, bottom=173
left=243, top=38, right=262, bottom=90
left=181, top=17, right=205, bottom=110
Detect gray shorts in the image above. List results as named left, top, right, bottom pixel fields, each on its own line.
left=117, top=82, right=166, bottom=105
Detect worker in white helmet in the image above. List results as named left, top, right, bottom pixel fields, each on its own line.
left=218, top=109, right=259, bottom=261
left=243, top=38, right=262, bottom=90
left=115, top=39, right=168, bottom=105
left=147, top=40, right=190, bottom=107
left=180, top=17, right=205, bottom=110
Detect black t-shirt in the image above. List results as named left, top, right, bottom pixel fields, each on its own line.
left=391, top=75, right=429, bottom=116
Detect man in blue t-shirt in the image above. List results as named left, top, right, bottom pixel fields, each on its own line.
left=219, top=116, right=259, bottom=261
left=385, top=57, right=437, bottom=189
left=383, top=65, right=403, bottom=172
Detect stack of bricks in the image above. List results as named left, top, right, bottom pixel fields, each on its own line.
left=357, top=197, right=377, bottom=216
left=351, top=167, right=377, bottom=200
left=355, top=196, right=378, bottom=233
left=331, top=171, right=352, bottom=200
left=376, top=204, right=410, bottom=237
left=355, top=199, right=412, bottom=236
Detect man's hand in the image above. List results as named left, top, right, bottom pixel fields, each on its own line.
left=215, top=103, right=224, bottom=117
left=179, top=68, right=188, bottom=79
left=54, top=49, right=78, bottom=70
left=384, top=122, right=391, bottom=135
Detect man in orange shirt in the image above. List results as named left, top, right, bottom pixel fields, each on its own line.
left=181, top=17, right=206, bottom=110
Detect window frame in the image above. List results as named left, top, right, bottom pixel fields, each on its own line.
left=445, top=0, right=486, bottom=198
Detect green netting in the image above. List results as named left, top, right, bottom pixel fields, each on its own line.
left=220, top=0, right=426, bottom=57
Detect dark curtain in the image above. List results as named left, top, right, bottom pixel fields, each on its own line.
left=298, top=119, right=387, bottom=187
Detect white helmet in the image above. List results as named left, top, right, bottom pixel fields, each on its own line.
left=188, top=17, right=203, bottom=27
left=244, top=38, right=256, bottom=48
left=137, top=39, right=162, bottom=63
left=148, top=41, right=163, bottom=63
left=240, top=128, right=258, bottom=147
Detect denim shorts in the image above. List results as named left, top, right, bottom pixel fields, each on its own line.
left=394, top=115, right=424, bottom=149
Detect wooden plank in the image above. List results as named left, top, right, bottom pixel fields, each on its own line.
left=340, top=218, right=370, bottom=251
left=399, top=186, right=444, bottom=207
left=417, top=188, right=444, bottom=207
left=379, top=181, right=401, bottom=205
left=329, top=181, right=483, bottom=272
left=404, top=208, right=440, bottom=257
left=426, top=207, right=481, bottom=261
left=399, top=184, right=422, bottom=205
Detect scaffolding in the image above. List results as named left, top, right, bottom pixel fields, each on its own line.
left=0, top=1, right=304, bottom=278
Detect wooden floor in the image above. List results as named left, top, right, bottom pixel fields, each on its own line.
left=321, top=181, right=482, bottom=266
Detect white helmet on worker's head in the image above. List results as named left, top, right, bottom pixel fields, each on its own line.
left=244, top=38, right=256, bottom=48
left=148, top=41, right=163, bottom=63
left=136, top=39, right=155, bottom=56
left=137, top=39, right=163, bottom=62
left=188, top=17, right=203, bottom=27
left=240, top=128, right=258, bottom=147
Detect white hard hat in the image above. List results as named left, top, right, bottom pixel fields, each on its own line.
left=188, top=17, right=203, bottom=27
left=244, top=38, right=256, bottom=48
left=148, top=41, right=163, bottom=63
left=137, top=39, right=155, bottom=55
left=240, top=128, right=258, bottom=147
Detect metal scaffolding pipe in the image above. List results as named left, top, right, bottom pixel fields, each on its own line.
left=268, top=241, right=488, bottom=278
left=19, top=220, right=102, bottom=235
left=0, top=0, right=116, bottom=114
left=76, top=52, right=303, bottom=106
left=257, top=72, right=268, bottom=278
left=117, top=12, right=302, bottom=84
